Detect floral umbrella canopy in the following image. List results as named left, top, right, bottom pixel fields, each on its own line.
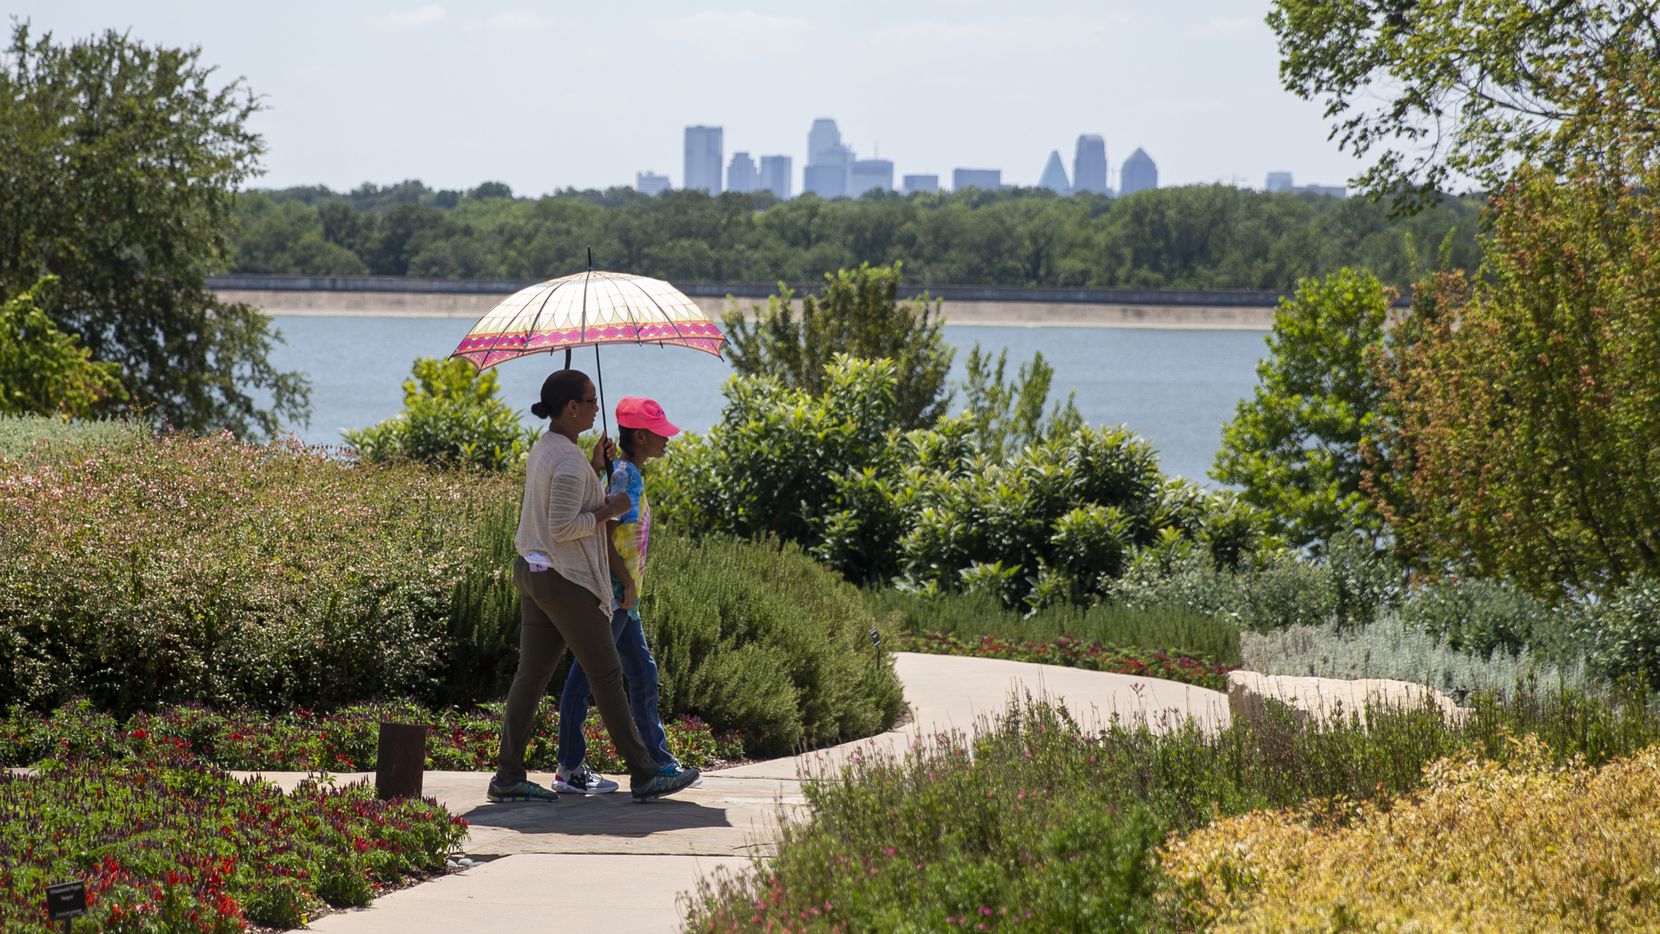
left=448, top=263, right=727, bottom=437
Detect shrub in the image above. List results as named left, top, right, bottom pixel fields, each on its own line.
left=1583, top=576, right=1660, bottom=690
left=659, top=356, right=1252, bottom=606
left=644, top=534, right=904, bottom=755
left=343, top=357, right=537, bottom=470
left=1161, top=737, right=1660, bottom=931
left=0, top=276, right=125, bottom=418
left=1396, top=574, right=1569, bottom=658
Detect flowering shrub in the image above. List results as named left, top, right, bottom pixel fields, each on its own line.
left=0, top=699, right=746, bottom=773
left=1160, top=736, right=1660, bottom=931
left=0, top=758, right=466, bottom=932
left=890, top=631, right=1236, bottom=691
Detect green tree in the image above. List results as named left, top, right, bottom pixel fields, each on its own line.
left=723, top=262, right=954, bottom=429
left=343, top=357, right=538, bottom=471
left=0, top=276, right=125, bottom=417
left=0, top=24, right=308, bottom=436
left=1269, top=0, right=1660, bottom=206
left=1376, top=165, right=1660, bottom=593
left=1213, top=268, right=1394, bottom=550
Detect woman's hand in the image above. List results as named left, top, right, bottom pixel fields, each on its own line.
left=618, top=578, right=639, bottom=611
left=590, top=434, right=616, bottom=476
left=596, top=490, right=631, bottom=521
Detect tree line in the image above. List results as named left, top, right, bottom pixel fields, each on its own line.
left=229, top=181, right=1484, bottom=291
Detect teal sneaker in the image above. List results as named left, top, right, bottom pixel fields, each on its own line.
left=487, top=778, right=558, bottom=803
left=631, top=766, right=701, bottom=802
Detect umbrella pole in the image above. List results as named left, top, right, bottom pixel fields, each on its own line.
left=564, top=348, right=571, bottom=369
left=594, top=344, right=613, bottom=477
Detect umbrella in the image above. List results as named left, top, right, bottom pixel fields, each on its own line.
left=448, top=252, right=727, bottom=441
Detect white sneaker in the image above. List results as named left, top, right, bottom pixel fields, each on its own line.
left=553, top=764, right=618, bottom=795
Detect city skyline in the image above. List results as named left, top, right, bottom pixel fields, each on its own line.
left=12, top=1, right=1372, bottom=195
left=658, top=118, right=1213, bottom=199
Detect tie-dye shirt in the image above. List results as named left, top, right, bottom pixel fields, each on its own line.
left=607, top=459, right=650, bottom=620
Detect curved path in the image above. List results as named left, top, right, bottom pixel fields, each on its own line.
left=273, top=653, right=1229, bottom=933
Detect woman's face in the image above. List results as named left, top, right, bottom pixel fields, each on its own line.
left=569, top=381, right=599, bottom=431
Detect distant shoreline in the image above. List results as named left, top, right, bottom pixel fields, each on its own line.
left=215, top=289, right=1277, bottom=331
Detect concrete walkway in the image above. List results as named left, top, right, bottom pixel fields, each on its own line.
left=265, top=653, right=1228, bottom=933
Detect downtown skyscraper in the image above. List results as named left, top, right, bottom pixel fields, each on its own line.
left=1072, top=135, right=1108, bottom=194
left=684, top=125, right=723, bottom=195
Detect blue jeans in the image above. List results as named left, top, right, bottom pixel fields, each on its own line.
left=557, top=608, right=678, bottom=771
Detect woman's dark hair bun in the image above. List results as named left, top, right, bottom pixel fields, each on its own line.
left=532, top=369, right=589, bottom=421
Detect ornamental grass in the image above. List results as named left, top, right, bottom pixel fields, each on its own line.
left=1160, top=734, right=1660, bottom=931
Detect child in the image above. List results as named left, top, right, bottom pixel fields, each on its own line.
left=553, top=396, right=696, bottom=794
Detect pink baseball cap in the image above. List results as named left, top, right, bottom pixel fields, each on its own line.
left=615, top=396, right=680, bottom=437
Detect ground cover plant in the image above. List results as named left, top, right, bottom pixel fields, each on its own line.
left=0, top=699, right=745, bottom=775
left=685, top=689, right=1660, bottom=931
left=0, top=756, right=465, bottom=932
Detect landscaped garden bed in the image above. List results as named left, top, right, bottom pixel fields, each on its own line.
left=685, top=689, right=1660, bottom=931
left=0, top=757, right=465, bottom=932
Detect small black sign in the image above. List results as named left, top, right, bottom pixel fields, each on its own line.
left=46, top=881, right=86, bottom=920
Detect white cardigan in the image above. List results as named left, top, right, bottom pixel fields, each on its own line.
left=513, top=432, right=611, bottom=615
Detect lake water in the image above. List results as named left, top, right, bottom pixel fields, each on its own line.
left=264, top=316, right=1269, bottom=483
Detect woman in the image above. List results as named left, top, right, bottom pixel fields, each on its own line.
left=489, top=370, right=700, bottom=804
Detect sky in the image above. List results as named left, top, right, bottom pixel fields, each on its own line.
left=10, top=1, right=1369, bottom=196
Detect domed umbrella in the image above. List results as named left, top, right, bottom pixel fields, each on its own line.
left=448, top=251, right=727, bottom=442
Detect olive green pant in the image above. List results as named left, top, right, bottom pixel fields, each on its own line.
left=495, top=557, right=657, bottom=787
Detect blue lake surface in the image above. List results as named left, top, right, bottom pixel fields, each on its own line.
left=264, top=316, right=1269, bottom=483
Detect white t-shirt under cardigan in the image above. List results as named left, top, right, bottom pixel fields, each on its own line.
left=513, top=431, right=611, bottom=616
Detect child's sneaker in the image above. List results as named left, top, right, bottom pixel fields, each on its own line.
left=631, top=765, right=701, bottom=802
left=553, top=764, right=619, bottom=795
left=486, top=778, right=558, bottom=803
left=658, top=763, right=703, bottom=788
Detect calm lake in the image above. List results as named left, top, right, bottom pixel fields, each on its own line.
left=264, top=316, right=1270, bottom=484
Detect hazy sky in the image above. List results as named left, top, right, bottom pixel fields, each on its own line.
left=12, top=1, right=1368, bottom=195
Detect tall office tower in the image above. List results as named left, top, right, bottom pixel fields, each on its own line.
left=1072, top=134, right=1108, bottom=194
left=850, top=159, right=894, bottom=197
left=683, top=125, right=724, bottom=194
left=952, top=168, right=1002, bottom=191
left=1265, top=171, right=1294, bottom=192
left=759, top=155, right=793, bottom=199
left=1119, top=148, right=1158, bottom=196
left=807, top=118, right=841, bottom=163
left=635, top=171, right=671, bottom=196
left=902, top=174, right=940, bottom=195
left=804, top=118, right=854, bottom=197
left=1038, top=150, right=1070, bottom=194
left=727, top=151, right=759, bottom=193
